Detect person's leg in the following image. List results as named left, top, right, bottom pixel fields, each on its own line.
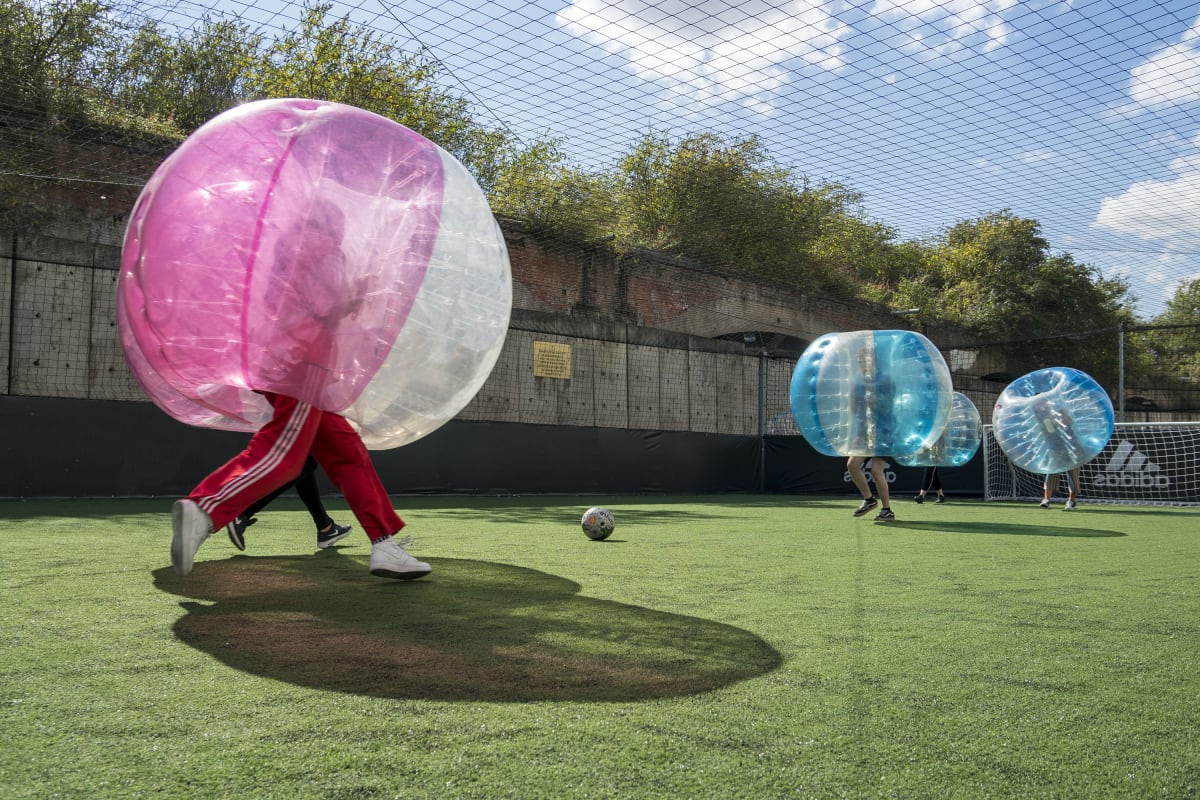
left=872, top=460, right=895, bottom=520
left=292, top=456, right=334, bottom=530
left=1064, top=467, right=1080, bottom=509
left=872, top=460, right=891, bottom=508
left=917, top=466, right=933, bottom=500
left=173, top=394, right=319, bottom=575
left=241, top=477, right=297, bottom=521
left=309, top=414, right=429, bottom=578
left=225, top=455, right=301, bottom=553
left=848, top=456, right=878, bottom=517
left=292, top=456, right=354, bottom=547
left=310, top=415, right=402, bottom=541
left=1041, top=473, right=1059, bottom=507
left=188, top=395, right=319, bottom=530
left=848, top=456, right=871, bottom=499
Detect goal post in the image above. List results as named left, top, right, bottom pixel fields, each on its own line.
left=983, top=422, right=1200, bottom=506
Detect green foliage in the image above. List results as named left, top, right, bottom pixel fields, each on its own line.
left=612, top=133, right=831, bottom=285
left=806, top=209, right=910, bottom=291
left=1142, top=278, right=1200, bottom=381
left=245, top=2, right=516, bottom=187
left=108, top=16, right=261, bottom=135
left=896, top=211, right=1134, bottom=379
left=0, top=0, right=111, bottom=118
left=1, top=0, right=526, bottom=216
left=487, top=139, right=619, bottom=240
left=1158, top=277, right=1200, bottom=322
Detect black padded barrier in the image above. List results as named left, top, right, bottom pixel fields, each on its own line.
left=0, top=396, right=982, bottom=499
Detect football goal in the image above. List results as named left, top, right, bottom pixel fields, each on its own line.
left=983, top=422, right=1200, bottom=506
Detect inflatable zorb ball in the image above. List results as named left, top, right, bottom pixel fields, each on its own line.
left=895, top=392, right=982, bottom=467
left=789, top=330, right=952, bottom=458
left=992, top=367, right=1114, bottom=475
left=118, top=98, right=512, bottom=449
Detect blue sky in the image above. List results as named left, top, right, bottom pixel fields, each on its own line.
left=173, top=0, right=1200, bottom=319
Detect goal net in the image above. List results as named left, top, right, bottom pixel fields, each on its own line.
left=983, top=422, right=1200, bottom=506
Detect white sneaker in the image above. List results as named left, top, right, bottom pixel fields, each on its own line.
left=369, top=536, right=432, bottom=579
left=1064, top=499, right=1077, bottom=511
left=1039, top=499, right=1051, bottom=508
left=171, top=499, right=212, bottom=576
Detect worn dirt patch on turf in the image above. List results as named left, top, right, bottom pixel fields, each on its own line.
left=157, top=556, right=782, bottom=701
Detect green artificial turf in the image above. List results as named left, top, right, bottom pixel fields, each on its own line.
left=1, top=495, right=1197, bottom=799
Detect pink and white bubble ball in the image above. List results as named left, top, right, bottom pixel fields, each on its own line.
left=117, top=98, right=512, bottom=449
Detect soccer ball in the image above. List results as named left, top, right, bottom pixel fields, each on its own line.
left=581, top=507, right=615, bottom=540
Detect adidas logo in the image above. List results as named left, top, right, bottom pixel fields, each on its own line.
left=1095, top=440, right=1170, bottom=488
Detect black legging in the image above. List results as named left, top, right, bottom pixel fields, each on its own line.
left=921, top=466, right=942, bottom=493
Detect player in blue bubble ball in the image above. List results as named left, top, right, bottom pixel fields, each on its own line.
left=914, top=466, right=946, bottom=504
left=1029, top=392, right=1083, bottom=510
left=225, top=455, right=353, bottom=550
left=846, top=346, right=896, bottom=521
left=1041, top=466, right=1081, bottom=510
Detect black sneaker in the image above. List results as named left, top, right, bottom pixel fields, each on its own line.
left=914, top=494, right=924, bottom=504
left=934, top=495, right=946, bottom=504
left=226, top=515, right=256, bottom=551
left=317, top=522, right=353, bottom=549
left=853, top=497, right=879, bottom=517
left=875, top=507, right=896, bottom=521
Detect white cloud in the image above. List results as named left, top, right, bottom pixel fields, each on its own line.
left=1092, top=132, right=1200, bottom=312
left=1098, top=251, right=1199, bottom=316
left=556, top=0, right=1027, bottom=108
left=971, top=149, right=1054, bottom=174
left=1127, top=43, right=1200, bottom=110
left=1094, top=134, right=1200, bottom=245
left=869, top=0, right=1019, bottom=56
left=972, top=157, right=1004, bottom=175
left=556, top=0, right=847, bottom=108
left=1119, top=14, right=1200, bottom=113
left=1019, top=149, right=1055, bottom=164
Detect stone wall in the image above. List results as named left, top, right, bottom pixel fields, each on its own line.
left=1, top=217, right=1020, bottom=432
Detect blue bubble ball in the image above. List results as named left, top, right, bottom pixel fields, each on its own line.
left=992, top=367, right=1114, bottom=475
left=789, top=330, right=953, bottom=458
left=896, top=392, right=982, bottom=467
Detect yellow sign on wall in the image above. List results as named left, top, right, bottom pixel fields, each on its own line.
left=533, top=341, right=572, bottom=379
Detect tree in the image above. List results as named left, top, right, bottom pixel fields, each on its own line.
left=805, top=205, right=914, bottom=300
left=898, top=210, right=1134, bottom=382
left=244, top=2, right=515, bottom=187
left=615, top=133, right=804, bottom=272
left=1142, top=278, right=1200, bottom=382
left=1157, top=277, right=1200, bottom=323
left=107, top=16, right=261, bottom=135
left=487, top=139, right=618, bottom=241
left=0, top=0, right=111, bottom=120
left=610, top=132, right=871, bottom=288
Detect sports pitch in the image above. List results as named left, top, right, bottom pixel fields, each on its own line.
left=2, top=495, right=1197, bottom=799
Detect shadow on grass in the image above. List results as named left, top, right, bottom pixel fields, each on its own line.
left=882, top=521, right=1126, bottom=537
left=154, top=553, right=781, bottom=702
left=416, top=504, right=757, bottom=525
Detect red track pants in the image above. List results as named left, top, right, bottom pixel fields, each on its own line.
left=187, top=393, right=404, bottom=542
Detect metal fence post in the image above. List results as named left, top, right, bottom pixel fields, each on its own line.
left=1118, top=322, right=1125, bottom=423
left=758, top=348, right=767, bottom=492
